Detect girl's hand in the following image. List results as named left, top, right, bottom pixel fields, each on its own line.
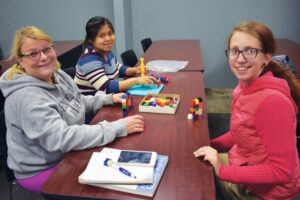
left=123, top=115, right=145, bottom=134
left=134, top=76, right=157, bottom=85
left=135, top=65, right=149, bottom=75
left=112, top=93, right=125, bottom=104
left=194, top=146, right=222, bottom=175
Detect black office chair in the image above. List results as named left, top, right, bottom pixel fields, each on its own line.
left=140, top=38, right=152, bottom=52
left=120, top=49, right=138, bottom=67
left=0, top=110, right=16, bottom=200
left=62, top=67, right=76, bottom=78
left=272, top=55, right=297, bottom=74
left=0, top=89, right=5, bottom=112
left=0, top=44, right=4, bottom=60
left=57, top=43, right=84, bottom=70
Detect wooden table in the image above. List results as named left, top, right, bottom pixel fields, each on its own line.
left=41, top=72, right=215, bottom=200
left=276, top=39, right=300, bottom=78
left=0, top=40, right=82, bottom=75
left=53, top=40, right=83, bottom=57
left=143, top=40, right=204, bottom=72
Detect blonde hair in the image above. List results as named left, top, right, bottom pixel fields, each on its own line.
left=7, top=26, right=60, bottom=80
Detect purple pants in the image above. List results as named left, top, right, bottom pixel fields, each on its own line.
left=16, top=165, right=57, bottom=193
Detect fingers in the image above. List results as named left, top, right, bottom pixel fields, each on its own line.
left=148, top=75, right=157, bottom=83
left=194, top=146, right=220, bottom=171
left=130, top=115, right=144, bottom=126
left=135, top=67, right=141, bottom=75
left=131, top=114, right=144, bottom=120
left=112, top=93, right=125, bottom=103
left=141, top=76, right=157, bottom=85
left=144, top=66, right=149, bottom=73
left=193, top=146, right=216, bottom=157
left=193, top=146, right=207, bottom=157
left=133, top=122, right=144, bottom=131
left=135, top=66, right=143, bottom=75
left=144, top=77, right=155, bottom=85
left=125, top=115, right=145, bottom=134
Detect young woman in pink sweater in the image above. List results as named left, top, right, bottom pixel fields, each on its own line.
left=194, top=21, right=300, bottom=200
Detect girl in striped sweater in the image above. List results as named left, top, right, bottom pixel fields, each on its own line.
left=75, top=16, right=156, bottom=95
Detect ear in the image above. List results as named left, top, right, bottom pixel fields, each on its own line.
left=17, top=57, right=23, bottom=65
left=264, top=53, right=272, bottom=66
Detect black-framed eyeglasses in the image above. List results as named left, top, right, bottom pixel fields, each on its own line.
left=225, top=48, right=263, bottom=59
left=21, top=44, right=54, bottom=61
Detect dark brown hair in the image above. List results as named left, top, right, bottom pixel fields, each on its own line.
left=84, top=16, right=114, bottom=48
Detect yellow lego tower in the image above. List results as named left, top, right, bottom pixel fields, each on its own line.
left=140, top=57, right=145, bottom=77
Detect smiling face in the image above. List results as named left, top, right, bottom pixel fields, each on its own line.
left=18, top=38, right=57, bottom=83
left=91, top=24, right=115, bottom=58
left=228, top=31, right=272, bottom=86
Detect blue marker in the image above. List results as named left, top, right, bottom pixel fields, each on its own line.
left=104, top=158, right=137, bottom=179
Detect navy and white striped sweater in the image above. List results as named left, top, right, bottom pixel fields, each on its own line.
left=74, top=46, right=128, bottom=95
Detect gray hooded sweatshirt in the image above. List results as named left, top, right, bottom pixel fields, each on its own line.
left=0, top=68, right=127, bottom=179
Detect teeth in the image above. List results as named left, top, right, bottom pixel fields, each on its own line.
left=236, top=66, right=249, bottom=71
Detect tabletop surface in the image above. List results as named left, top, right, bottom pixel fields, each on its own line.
left=42, top=71, right=215, bottom=200
left=142, top=39, right=203, bottom=72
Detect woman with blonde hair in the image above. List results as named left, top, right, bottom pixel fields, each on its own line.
left=0, top=26, right=145, bottom=193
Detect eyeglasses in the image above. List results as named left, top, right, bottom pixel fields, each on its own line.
left=225, top=48, right=263, bottom=59
left=21, top=44, right=54, bottom=61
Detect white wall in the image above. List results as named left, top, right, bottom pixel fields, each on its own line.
left=1, top=0, right=299, bottom=87
left=130, top=0, right=300, bottom=87
left=0, top=0, right=113, bottom=58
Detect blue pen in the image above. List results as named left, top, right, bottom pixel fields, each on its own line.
left=104, top=158, right=137, bottom=179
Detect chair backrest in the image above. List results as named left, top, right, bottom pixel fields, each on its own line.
left=0, top=110, right=15, bottom=182
left=120, top=50, right=138, bottom=67
left=141, top=38, right=152, bottom=52
left=58, top=43, right=84, bottom=71
left=272, top=55, right=297, bottom=74
left=0, top=44, right=3, bottom=60
left=0, top=89, right=4, bottom=111
left=62, top=67, right=76, bottom=78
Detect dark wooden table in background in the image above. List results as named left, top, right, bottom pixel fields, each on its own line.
left=276, top=39, right=300, bottom=78
left=143, top=40, right=204, bottom=72
left=41, top=72, right=215, bottom=200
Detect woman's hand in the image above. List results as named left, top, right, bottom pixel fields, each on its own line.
left=134, top=75, right=157, bottom=85
left=194, top=146, right=222, bottom=175
left=112, top=93, right=125, bottom=104
left=123, top=115, right=145, bottom=134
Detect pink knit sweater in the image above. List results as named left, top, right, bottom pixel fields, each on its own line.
left=211, top=72, right=300, bottom=200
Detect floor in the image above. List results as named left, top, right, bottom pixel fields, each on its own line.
left=205, top=87, right=232, bottom=140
